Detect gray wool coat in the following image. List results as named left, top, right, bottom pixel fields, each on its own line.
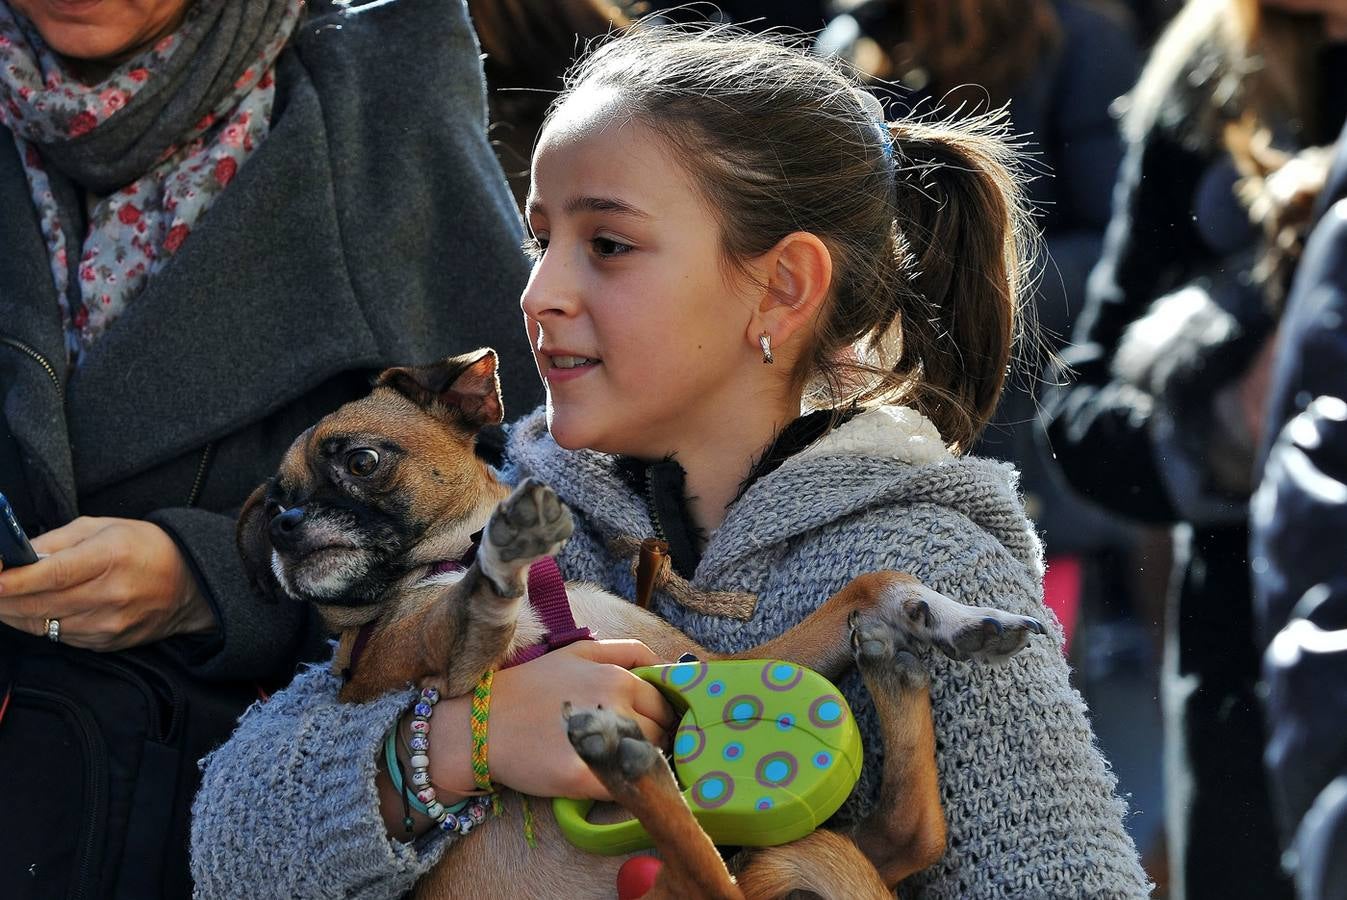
left=0, top=0, right=540, bottom=681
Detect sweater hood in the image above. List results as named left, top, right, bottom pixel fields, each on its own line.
left=505, top=405, right=1041, bottom=583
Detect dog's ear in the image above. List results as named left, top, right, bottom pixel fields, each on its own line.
left=236, top=481, right=285, bottom=604
left=376, top=348, right=504, bottom=428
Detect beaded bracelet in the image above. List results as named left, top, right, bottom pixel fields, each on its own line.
left=384, top=729, right=467, bottom=819
left=399, top=686, right=490, bottom=836
left=384, top=728, right=431, bottom=816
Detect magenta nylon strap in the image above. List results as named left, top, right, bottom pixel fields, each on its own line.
left=506, top=556, right=593, bottom=667
left=343, top=543, right=590, bottom=681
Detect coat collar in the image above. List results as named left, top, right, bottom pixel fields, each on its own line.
left=507, top=406, right=1031, bottom=586
left=3, top=51, right=384, bottom=504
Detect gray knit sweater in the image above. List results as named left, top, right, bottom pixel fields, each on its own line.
left=190, top=406, right=1151, bottom=898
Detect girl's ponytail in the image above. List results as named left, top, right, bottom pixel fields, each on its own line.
left=869, top=115, right=1032, bottom=452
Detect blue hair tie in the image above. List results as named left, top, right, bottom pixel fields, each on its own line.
left=852, top=88, right=893, bottom=160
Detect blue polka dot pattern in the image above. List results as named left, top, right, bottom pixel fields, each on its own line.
left=808, top=694, right=845, bottom=728
left=664, top=661, right=707, bottom=691
left=761, top=661, right=803, bottom=691
left=674, top=725, right=705, bottom=763
left=755, top=751, right=799, bottom=788
left=723, top=694, right=763, bottom=731
left=691, top=771, right=734, bottom=809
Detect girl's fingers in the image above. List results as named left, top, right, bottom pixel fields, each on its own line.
left=630, top=710, right=670, bottom=749
left=0, top=603, right=95, bottom=644
left=629, top=679, right=678, bottom=733
left=568, top=638, right=664, bottom=669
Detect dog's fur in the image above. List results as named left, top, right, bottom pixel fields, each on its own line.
left=237, top=349, right=1045, bottom=899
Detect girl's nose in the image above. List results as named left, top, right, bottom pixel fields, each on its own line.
left=520, top=249, right=578, bottom=320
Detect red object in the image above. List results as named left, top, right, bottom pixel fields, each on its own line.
left=164, top=223, right=191, bottom=254
left=616, top=856, right=662, bottom=900
left=214, top=157, right=237, bottom=187
left=1042, top=554, right=1082, bottom=655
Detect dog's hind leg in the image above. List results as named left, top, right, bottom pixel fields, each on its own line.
left=878, top=578, right=1047, bottom=664
left=733, top=829, right=892, bottom=900
left=565, top=706, right=744, bottom=900
left=845, top=611, right=946, bottom=887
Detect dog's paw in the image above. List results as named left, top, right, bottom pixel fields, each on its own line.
left=480, top=478, right=574, bottom=596
left=564, top=704, right=662, bottom=783
left=944, top=610, right=1046, bottom=663
left=850, top=611, right=928, bottom=691
left=879, top=580, right=1046, bottom=664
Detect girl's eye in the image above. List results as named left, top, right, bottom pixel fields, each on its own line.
left=345, top=448, right=380, bottom=477
left=522, top=235, right=548, bottom=262
left=592, top=236, right=632, bottom=258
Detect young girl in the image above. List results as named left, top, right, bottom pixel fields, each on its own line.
left=190, top=25, right=1150, bottom=899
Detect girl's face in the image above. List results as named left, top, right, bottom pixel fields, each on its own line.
left=522, top=93, right=768, bottom=459
left=9, top=0, right=191, bottom=62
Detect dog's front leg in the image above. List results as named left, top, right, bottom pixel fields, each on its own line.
left=343, top=479, right=574, bottom=702
left=432, top=478, right=575, bottom=690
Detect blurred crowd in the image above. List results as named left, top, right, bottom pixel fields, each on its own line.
left=470, top=1, right=1346, bottom=898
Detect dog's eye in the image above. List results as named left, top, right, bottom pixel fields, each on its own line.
left=345, top=448, right=380, bottom=477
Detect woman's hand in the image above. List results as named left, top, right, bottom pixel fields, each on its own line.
left=425, top=639, right=677, bottom=803
left=0, top=516, right=217, bottom=650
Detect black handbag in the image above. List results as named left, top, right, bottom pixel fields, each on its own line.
left=0, top=627, right=259, bottom=900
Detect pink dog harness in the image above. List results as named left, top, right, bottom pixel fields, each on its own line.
left=346, top=541, right=594, bottom=680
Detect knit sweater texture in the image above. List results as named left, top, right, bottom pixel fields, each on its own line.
left=190, top=406, right=1151, bottom=898
left=506, top=406, right=1151, bottom=899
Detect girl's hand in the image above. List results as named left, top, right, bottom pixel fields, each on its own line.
left=0, top=516, right=217, bottom=650
left=426, top=639, right=677, bottom=802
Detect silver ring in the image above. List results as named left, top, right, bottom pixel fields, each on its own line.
left=44, top=617, right=60, bottom=643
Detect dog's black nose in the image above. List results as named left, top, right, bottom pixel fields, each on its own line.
left=270, top=506, right=306, bottom=543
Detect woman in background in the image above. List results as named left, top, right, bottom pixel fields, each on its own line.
left=0, top=1, right=536, bottom=895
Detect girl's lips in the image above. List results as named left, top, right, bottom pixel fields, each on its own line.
left=47, top=0, right=105, bottom=15
left=544, top=359, right=600, bottom=383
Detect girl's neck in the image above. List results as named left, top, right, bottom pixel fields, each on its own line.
left=651, top=401, right=798, bottom=537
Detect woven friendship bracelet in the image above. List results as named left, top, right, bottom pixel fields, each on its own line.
left=470, top=670, right=495, bottom=792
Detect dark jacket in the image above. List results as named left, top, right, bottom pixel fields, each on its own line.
left=0, top=0, right=540, bottom=683
left=1037, top=28, right=1347, bottom=899
left=1251, top=122, right=1347, bottom=900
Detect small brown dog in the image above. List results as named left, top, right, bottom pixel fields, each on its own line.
left=237, top=349, right=1044, bottom=899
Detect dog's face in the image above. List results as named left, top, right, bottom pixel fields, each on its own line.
left=238, top=349, right=510, bottom=627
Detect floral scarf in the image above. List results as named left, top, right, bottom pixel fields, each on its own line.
left=0, top=0, right=303, bottom=366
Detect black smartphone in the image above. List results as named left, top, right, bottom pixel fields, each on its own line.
left=0, top=491, right=39, bottom=567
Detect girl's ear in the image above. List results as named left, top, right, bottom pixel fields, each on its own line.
left=748, top=231, right=833, bottom=358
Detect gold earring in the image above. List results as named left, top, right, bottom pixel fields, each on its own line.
left=759, top=332, right=774, bottom=365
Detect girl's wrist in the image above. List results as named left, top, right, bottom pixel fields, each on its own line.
left=378, top=694, right=480, bottom=842
left=424, top=694, right=480, bottom=796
